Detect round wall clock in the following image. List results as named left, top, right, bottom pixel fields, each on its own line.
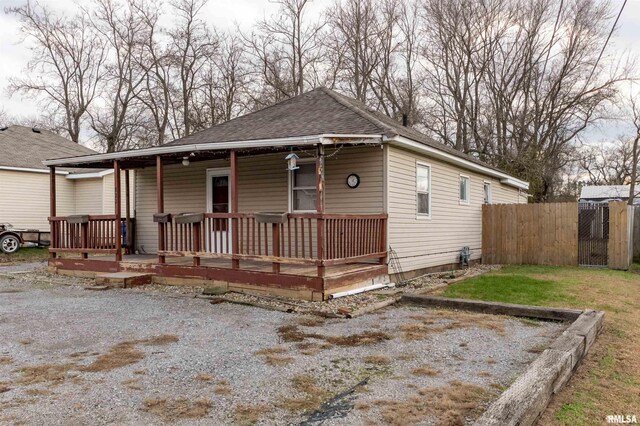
left=347, top=173, right=360, bottom=188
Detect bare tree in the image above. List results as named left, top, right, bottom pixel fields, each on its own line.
left=419, top=0, right=628, bottom=201
left=131, top=0, right=173, bottom=146
left=628, top=95, right=640, bottom=204
left=191, top=33, right=250, bottom=129
left=579, top=138, right=634, bottom=185
left=244, top=0, right=325, bottom=107
left=87, top=0, right=149, bottom=152
left=7, top=1, right=107, bottom=143
left=168, top=0, right=217, bottom=137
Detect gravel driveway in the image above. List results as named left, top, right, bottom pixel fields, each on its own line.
left=0, top=263, right=566, bottom=425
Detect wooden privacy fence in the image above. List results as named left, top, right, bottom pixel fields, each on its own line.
left=482, top=201, right=633, bottom=269
left=482, top=202, right=578, bottom=266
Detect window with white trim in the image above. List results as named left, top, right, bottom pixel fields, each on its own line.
left=459, top=175, right=470, bottom=204
left=483, top=182, right=492, bottom=204
left=291, top=162, right=317, bottom=211
left=416, top=164, right=431, bottom=216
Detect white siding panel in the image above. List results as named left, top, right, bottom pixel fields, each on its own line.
left=0, top=170, right=75, bottom=231
left=387, top=146, right=525, bottom=273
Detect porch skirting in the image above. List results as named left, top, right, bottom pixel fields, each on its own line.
left=48, top=257, right=389, bottom=301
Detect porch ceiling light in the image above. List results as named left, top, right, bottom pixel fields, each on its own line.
left=285, top=153, right=299, bottom=170
left=182, top=152, right=195, bottom=166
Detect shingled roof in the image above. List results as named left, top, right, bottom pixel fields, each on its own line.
left=0, top=126, right=96, bottom=170
left=164, top=87, right=499, bottom=172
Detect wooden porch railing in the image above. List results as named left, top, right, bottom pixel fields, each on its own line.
left=49, top=215, right=132, bottom=258
left=157, top=213, right=388, bottom=272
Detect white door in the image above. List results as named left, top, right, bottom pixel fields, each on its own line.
left=206, top=168, right=231, bottom=253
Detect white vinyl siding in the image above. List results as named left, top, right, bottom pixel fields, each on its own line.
left=0, top=169, right=133, bottom=232
left=387, top=145, right=524, bottom=273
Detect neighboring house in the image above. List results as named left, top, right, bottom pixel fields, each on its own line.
left=0, top=126, right=133, bottom=232
left=579, top=185, right=637, bottom=204
left=44, top=88, right=528, bottom=300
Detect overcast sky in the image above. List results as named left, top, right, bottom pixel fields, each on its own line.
left=0, top=0, right=638, bottom=143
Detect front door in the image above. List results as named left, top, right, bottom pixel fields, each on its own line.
left=206, top=168, right=231, bottom=253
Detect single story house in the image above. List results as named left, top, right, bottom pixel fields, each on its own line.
left=43, top=88, right=528, bottom=300
left=579, top=185, right=638, bottom=204
left=0, top=125, right=134, bottom=242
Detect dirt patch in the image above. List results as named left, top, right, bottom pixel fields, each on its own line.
left=24, top=388, right=53, bottom=396
left=400, top=311, right=506, bottom=340
left=277, top=375, right=330, bottom=413
left=214, top=384, right=233, bottom=396
left=374, top=380, right=492, bottom=425
left=194, top=373, right=213, bottom=382
left=234, top=404, right=271, bottom=425
left=122, top=378, right=142, bottom=390
left=0, top=356, right=13, bottom=365
left=255, top=346, right=294, bottom=366
left=411, top=366, right=439, bottom=377
left=363, top=355, right=391, bottom=366
left=277, top=325, right=390, bottom=349
left=14, top=363, right=77, bottom=386
left=143, top=397, right=213, bottom=421
left=81, top=343, right=145, bottom=372
left=81, top=335, right=179, bottom=372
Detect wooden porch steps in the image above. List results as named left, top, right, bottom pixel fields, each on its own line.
left=95, top=272, right=153, bottom=289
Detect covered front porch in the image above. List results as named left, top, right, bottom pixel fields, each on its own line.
left=46, top=140, right=389, bottom=300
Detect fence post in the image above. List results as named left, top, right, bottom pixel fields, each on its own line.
left=607, top=201, right=631, bottom=270
left=272, top=223, right=280, bottom=273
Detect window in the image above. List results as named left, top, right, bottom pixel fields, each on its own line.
left=459, top=175, right=470, bottom=204
left=483, top=182, right=492, bottom=204
left=416, top=164, right=431, bottom=217
left=291, top=162, right=316, bottom=211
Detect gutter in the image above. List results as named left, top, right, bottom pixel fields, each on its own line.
left=65, top=169, right=114, bottom=179
left=0, top=166, right=69, bottom=175
left=42, top=134, right=384, bottom=167
left=386, top=135, right=530, bottom=191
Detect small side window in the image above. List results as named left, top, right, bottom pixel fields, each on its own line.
left=483, top=182, right=492, bottom=204
left=459, top=175, right=470, bottom=204
left=416, top=164, right=431, bottom=217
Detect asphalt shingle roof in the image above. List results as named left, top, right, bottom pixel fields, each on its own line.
left=0, top=126, right=96, bottom=170
left=164, top=87, right=504, bottom=174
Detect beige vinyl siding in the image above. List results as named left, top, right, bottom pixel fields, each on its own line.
left=134, top=147, right=384, bottom=253
left=75, top=178, right=104, bottom=215
left=0, top=170, right=75, bottom=231
left=387, top=145, right=524, bottom=273
left=100, top=171, right=135, bottom=216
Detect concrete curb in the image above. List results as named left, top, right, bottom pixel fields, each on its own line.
left=399, top=295, right=604, bottom=426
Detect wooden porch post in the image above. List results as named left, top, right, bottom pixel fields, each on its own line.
left=125, top=169, right=132, bottom=254
left=316, top=144, right=326, bottom=278
left=156, top=155, right=165, bottom=264
left=49, top=166, right=57, bottom=259
left=114, top=160, right=122, bottom=262
left=230, top=150, right=240, bottom=269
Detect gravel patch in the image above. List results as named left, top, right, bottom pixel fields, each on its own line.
left=0, top=265, right=565, bottom=425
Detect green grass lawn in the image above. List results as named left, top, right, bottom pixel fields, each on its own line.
left=0, top=247, right=49, bottom=264
left=439, top=265, right=640, bottom=426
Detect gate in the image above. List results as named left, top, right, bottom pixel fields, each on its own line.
left=578, top=203, right=609, bottom=266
